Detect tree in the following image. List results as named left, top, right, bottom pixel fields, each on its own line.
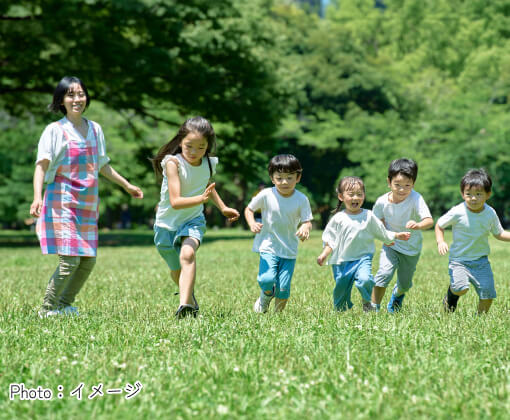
left=0, top=0, right=288, bottom=226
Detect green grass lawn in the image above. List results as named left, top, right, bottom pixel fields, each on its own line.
left=1, top=229, right=510, bottom=419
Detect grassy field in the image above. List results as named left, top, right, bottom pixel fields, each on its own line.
left=1, top=229, right=510, bottom=419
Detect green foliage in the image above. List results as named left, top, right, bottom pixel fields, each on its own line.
left=2, top=0, right=510, bottom=227
left=0, top=0, right=287, bottom=226
left=316, top=0, right=510, bottom=219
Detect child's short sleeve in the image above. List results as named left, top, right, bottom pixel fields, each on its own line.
left=437, top=208, right=458, bottom=229
left=322, top=215, right=339, bottom=249
left=300, top=196, right=313, bottom=223
left=490, top=210, right=504, bottom=236
left=416, top=194, right=432, bottom=220
left=161, top=154, right=178, bottom=170
left=247, top=189, right=266, bottom=212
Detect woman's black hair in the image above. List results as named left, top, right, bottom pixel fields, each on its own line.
left=332, top=176, right=365, bottom=214
left=151, top=116, right=216, bottom=181
left=48, top=76, right=90, bottom=114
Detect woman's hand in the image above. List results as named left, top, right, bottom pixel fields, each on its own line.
left=30, top=198, right=43, bottom=217
left=125, top=184, right=144, bottom=199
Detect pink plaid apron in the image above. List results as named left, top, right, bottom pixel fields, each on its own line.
left=37, top=121, right=99, bottom=256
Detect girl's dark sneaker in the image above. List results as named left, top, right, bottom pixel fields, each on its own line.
left=175, top=304, right=196, bottom=319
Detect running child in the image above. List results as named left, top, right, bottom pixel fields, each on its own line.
left=436, top=168, right=510, bottom=314
left=245, top=154, right=313, bottom=313
left=152, top=116, right=240, bottom=318
left=317, top=176, right=410, bottom=312
left=371, top=158, right=433, bottom=313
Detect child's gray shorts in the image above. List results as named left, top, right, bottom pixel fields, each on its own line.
left=449, top=257, right=496, bottom=299
left=374, top=245, right=420, bottom=292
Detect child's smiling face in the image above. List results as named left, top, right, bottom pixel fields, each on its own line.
left=339, top=185, right=365, bottom=214
left=388, top=173, right=414, bottom=204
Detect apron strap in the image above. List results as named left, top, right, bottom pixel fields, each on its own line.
left=88, top=119, right=98, bottom=140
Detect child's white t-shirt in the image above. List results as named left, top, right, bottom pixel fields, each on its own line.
left=248, top=187, right=313, bottom=259
left=372, top=190, right=432, bottom=256
left=36, top=117, right=110, bottom=183
left=322, top=209, right=395, bottom=264
left=155, top=153, right=217, bottom=231
left=437, top=202, right=504, bottom=261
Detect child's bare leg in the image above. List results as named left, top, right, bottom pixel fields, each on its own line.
left=371, top=286, right=386, bottom=304
left=477, top=298, right=493, bottom=314
left=170, top=269, right=180, bottom=287
left=178, top=237, right=199, bottom=306
left=274, top=298, right=288, bottom=312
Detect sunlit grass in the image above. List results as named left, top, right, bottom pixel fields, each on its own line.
left=1, top=229, right=510, bottom=419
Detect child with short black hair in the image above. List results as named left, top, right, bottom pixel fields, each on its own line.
left=317, top=176, right=410, bottom=312
left=436, top=168, right=510, bottom=314
left=245, top=154, right=313, bottom=313
left=371, top=158, right=433, bottom=312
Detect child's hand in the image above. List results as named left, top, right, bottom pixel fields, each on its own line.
left=406, top=220, right=419, bottom=229
left=222, top=207, right=240, bottom=222
left=437, top=241, right=449, bottom=255
left=30, top=199, right=43, bottom=217
left=201, top=183, right=216, bottom=203
left=249, top=222, right=263, bottom=233
left=296, top=225, right=310, bottom=241
left=125, top=184, right=144, bottom=199
left=395, top=231, right=411, bottom=241
left=317, top=253, right=327, bottom=266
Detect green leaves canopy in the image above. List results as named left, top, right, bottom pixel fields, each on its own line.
left=2, top=0, right=510, bottom=227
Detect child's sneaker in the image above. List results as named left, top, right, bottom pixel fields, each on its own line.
left=443, top=295, right=457, bottom=313
left=253, top=288, right=274, bottom=313
left=387, top=286, right=405, bottom=313
left=363, top=302, right=376, bottom=312
left=175, top=304, right=196, bottom=319
left=443, top=287, right=459, bottom=313
left=38, top=309, right=61, bottom=319
left=174, top=291, right=199, bottom=316
left=61, top=306, right=79, bottom=316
